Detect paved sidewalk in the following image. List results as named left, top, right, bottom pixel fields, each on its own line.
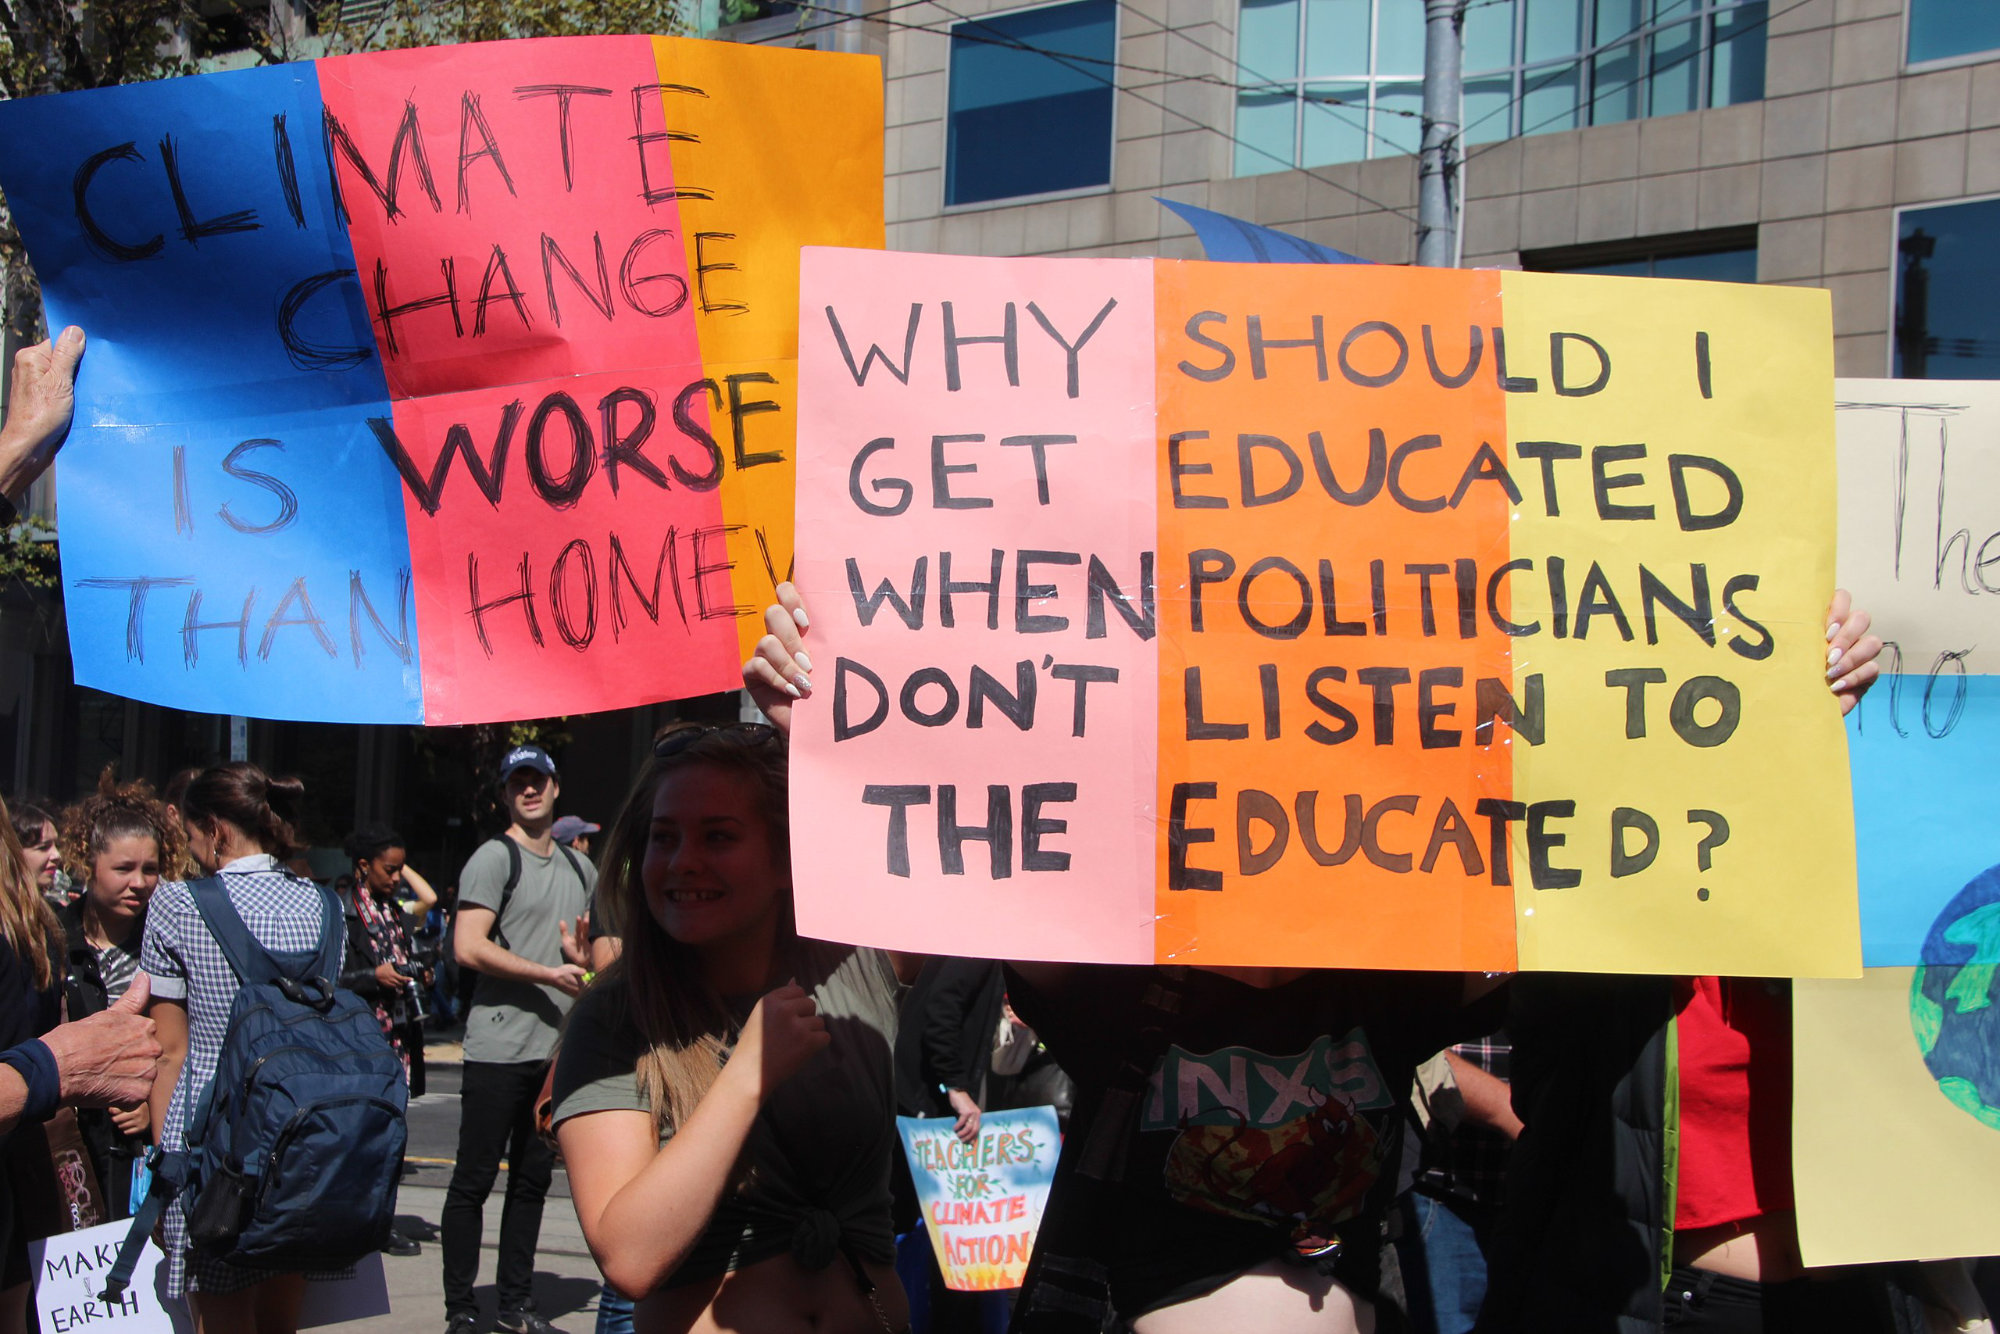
left=314, top=1170, right=608, bottom=1333
left=311, top=1040, right=608, bottom=1333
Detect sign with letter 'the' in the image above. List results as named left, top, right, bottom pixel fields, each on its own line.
left=791, top=248, right=1855, bottom=976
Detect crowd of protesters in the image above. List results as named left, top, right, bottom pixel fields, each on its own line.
left=0, top=310, right=1995, bottom=1334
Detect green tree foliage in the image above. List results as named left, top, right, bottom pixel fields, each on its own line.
left=0, top=3, right=210, bottom=341
left=315, top=0, right=688, bottom=54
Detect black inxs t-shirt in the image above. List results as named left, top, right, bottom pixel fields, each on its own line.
left=1008, top=964, right=1490, bottom=1317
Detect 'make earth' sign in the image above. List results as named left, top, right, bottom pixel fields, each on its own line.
left=791, top=249, right=1857, bottom=976
left=0, top=35, right=881, bottom=723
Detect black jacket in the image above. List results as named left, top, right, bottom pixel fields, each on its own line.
left=1480, top=972, right=1674, bottom=1334
left=337, top=885, right=420, bottom=1029
left=56, top=900, right=147, bottom=1218
left=894, top=958, right=1005, bottom=1119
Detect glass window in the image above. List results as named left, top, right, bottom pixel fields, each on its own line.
left=1909, top=0, right=2000, bottom=65
left=1242, top=0, right=1303, bottom=80
left=1522, top=59, right=1582, bottom=134
left=1462, top=0, right=1515, bottom=69
left=1896, top=199, right=2000, bottom=380
left=1649, top=246, right=1757, bottom=282
left=946, top=0, right=1117, bottom=206
left=1302, top=83, right=1372, bottom=164
left=1238, top=87, right=1302, bottom=175
left=1464, top=74, right=1516, bottom=144
left=1709, top=1, right=1765, bottom=107
left=1593, top=0, right=1644, bottom=45
left=1592, top=38, right=1642, bottom=124
left=1374, top=0, right=1427, bottom=76
left=1647, top=18, right=1700, bottom=117
left=1235, top=0, right=1767, bottom=174
left=1305, top=0, right=1370, bottom=76
left=1373, top=80, right=1424, bottom=155
left=1529, top=239, right=1758, bottom=282
left=1524, top=0, right=1585, bottom=63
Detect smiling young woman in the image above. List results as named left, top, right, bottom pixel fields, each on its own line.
left=550, top=724, right=912, bottom=1334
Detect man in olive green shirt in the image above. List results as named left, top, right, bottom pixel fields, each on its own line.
left=441, top=745, right=594, bottom=1334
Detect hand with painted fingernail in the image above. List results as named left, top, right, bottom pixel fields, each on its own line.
left=742, top=582, right=814, bottom=736
left=1823, top=587, right=1884, bottom=716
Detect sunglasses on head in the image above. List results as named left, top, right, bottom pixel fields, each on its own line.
left=652, top=722, right=778, bottom=759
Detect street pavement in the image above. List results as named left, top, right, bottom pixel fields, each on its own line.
left=315, top=1056, right=611, bottom=1334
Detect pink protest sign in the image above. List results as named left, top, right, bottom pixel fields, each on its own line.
left=791, top=248, right=1159, bottom=962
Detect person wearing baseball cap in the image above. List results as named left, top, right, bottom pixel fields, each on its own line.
left=440, top=744, right=595, bottom=1334
left=549, top=815, right=600, bottom=857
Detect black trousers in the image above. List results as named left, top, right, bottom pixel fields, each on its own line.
left=1662, top=1265, right=1900, bottom=1333
left=441, top=1059, right=555, bottom=1318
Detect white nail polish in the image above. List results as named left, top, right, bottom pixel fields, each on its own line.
left=796, top=650, right=814, bottom=673
left=782, top=681, right=802, bottom=699
left=793, top=607, right=811, bottom=630
left=1827, top=645, right=1843, bottom=666
left=1831, top=676, right=1847, bottom=692
left=1827, top=621, right=1840, bottom=640
left=795, top=672, right=812, bottom=693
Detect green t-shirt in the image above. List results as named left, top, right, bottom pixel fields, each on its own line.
left=459, top=836, right=596, bottom=1064
left=551, top=941, right=902, bottom=1285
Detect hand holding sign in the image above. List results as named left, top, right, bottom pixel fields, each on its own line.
left=743, top=582, right=815, bottom=732
left=1824, top=587, right=1883, bottom=712
left=0, top=324, right=84, bottom=501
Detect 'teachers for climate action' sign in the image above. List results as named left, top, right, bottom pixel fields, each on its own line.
left=792, top=248, right=1856, bottom=976
left=898, top=1108, right=1060, bottom=1291
left=0, top=36, right=881, bottom=723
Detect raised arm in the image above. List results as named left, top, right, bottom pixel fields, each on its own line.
left=558, top=984, right=828, bottom=1297
left=400, top=864, right=439, bottom=914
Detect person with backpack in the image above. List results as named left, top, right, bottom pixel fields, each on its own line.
left=442, top=745, right=595, bottom=1334
left=136, top=762, right=407, bottom=1333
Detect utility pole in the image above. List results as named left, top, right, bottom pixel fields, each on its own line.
left=1417, top=0, right=1465, bottom=267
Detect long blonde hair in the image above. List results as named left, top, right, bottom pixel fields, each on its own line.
left=0, top=790, right=60, bottom=990
left=593, top=724, right=791, bottom=1135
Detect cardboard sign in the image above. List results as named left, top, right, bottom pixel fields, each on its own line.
left=0, top=35, right=882, bottom=723
left=792, top=249, right=1856, bottom=974
left=1793, top=380, right=2000, bottom=1266
left=1835, top=381, right=2000, bottom=965
left=897, top=1108, right=1061, bottom=1291
left=1794, top=967, right=2000, bottom=1265
left=30, top=1221, right=173, bottom=1333
left=28, top=1221, right=391, bottom=1333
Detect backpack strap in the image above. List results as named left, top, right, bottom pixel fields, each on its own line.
left=100, top=1148, right=188, bottom=1304
left=188, top=876, right=284, bottom=987
left=187, top=874, right=338, bottom=986
left=489, top=837, right=524, bottom=952
left=556, top=842, right=587, bottom=889
left=304, top=883, right=343, bottom=985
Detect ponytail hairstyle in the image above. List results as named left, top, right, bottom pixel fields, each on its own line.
left=594, top=723, right=791, bottom=1137
left=60, top=767, right=185, bottom=894
left=0, top=791, right=59, bottom=989
left=180, top=762, right=306, bottom=861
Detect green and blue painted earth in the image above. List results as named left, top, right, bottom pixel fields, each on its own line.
left=1911, top=864, right=2000, bottom=1131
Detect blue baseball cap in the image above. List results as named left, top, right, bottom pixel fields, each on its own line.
left=499, top=744, right=557, bottom=782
